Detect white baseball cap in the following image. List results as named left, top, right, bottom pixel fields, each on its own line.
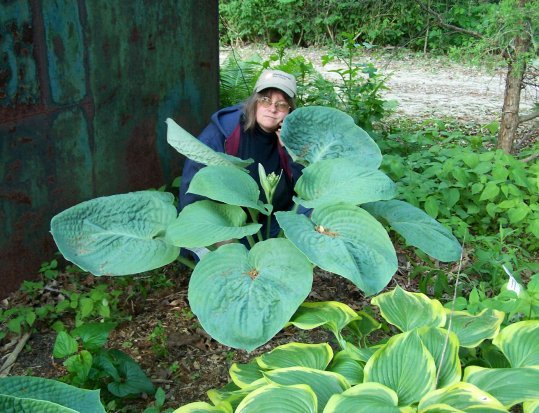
left=254, top=70, right=297, bottom=98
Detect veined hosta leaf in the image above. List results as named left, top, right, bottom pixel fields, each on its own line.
left=445, top=308, right=505, bottom=348
left=294, top=159, right=396, bottom=209
left=418, top=382, right=507, bottom=413
left=276, top=204, right=397, bottom=296
left=343, top=342, right=379, bottom=363
left=257, top=343, right=333, bottom=371
left=524, top=399, right=539, bottom=413
left=264, top=367, right=349, bottom=412
left=364, top=330, right=437, bottom=406
left=207, top=381, right=258, bottom=411
left=230, top=362, right=266, bottom=389
left=417, top=327, right=461, bottom=388
left=324, top=382, right=412, bottom=413
left=172, top=401, right=232, bottom=413
left=166, top=118, right=251, bottom=168
left=189, top=166, right=270, bottom=215
left=50, top=191, right=179, bottom=276
left=288, top=301, right=360, bottom=344
left=463, top=366, right=539, bottom=408
left=346, top=310, right=382, bottom=340
left=280, top=106, right=382, bottom=168
left=328, top=351, right=365, bottom=385
left=188, top=239, right=313, bottom=351
left=166, top=200, right=261, bottom=247
left=363, top=200, right=462, bottom=262
left=371, top=286, right=446, bottom=332
left=235, top=383, right=317, bottom=413
left=0, top=376, right=105, bottom=413
left=492, top=320, right=539, bottom=367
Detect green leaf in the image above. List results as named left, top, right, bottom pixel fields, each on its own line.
left=107, top=349, right=154, bottom=397
left=364, top=330, right=437, bottom=406
left=188, top=166, right=270, bottom=215
left=79, top=298, right=94, bottom=318
left=166, top=118, right=250, bottom=168
left=235, top=383, right=317, bottom=413
left=188, top=239, right=313, bottom=351
left=53, top=331, right=78, bottom=358
left=50, top=191, right=179, bottom=276
left=293, top=159, right=396, bottom=209
left=0, top=376, right=105, bottom=413
left=263, top=367, right=349, bottom=412
left=257, top=343, right=333, bottom=371
left=173, top=401, right=232, bottom=412
left=363, top=200, right=462, bottom=262
left=463, top=366, right=539, bottom=408
left=230, top=362, right=266, bottom=389
left=418, top=382, right=507, bottom=412
left=280, top=106, right=382, bottom=168
left=71, top=322, right=116, bottom=352
left=324, top=382, right=409, bottom=413
left=479, top=183, right=500, bottom=201
left=166, top=200, right=261, bottom=247
left=327, top=351, right=365, bottom=385
left=424, top=196, right=439, bottom=218
left=492, top=320, right=539, bottom=367
left=371, top=286, right=446, bottom=332
left=445, top=308, right=505, bottom=348
left=524, top=399, right=539, bottom=413
left=64, top=350, right=92, bottom=382
left=277, top=204, right=397, bottom=296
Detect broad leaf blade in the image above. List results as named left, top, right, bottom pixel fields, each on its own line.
left=189, top=166, right=270, bottom=214
left=166, top=118, right=250, bottom=168
left=235, top=383, right=317, bottom=413
left=276, top=204, right=397, bottom=296
left=371, top=286, right=447, bottom=332
left=280, top=106, right=382, bottom=168
left=173, top=401, right=232, bottom=413
left=294, top=159, right=396, bottom=209
left=50, top=191, right=179, bottom=276
left=327, top=351, right=365, bottom=385
left=445, top=308, right=505, bottom=348
left=166, top=200, right=261, bottom=247
left=257, top=343, right=333, bottom=371
left=418, top=382, right=507, bottom=412
left=230, top=362, right=265, bottom=389
left=188, top=239, right=313, bottom=351
left=492, top=320, right=539, bottom=367
left=324, top=382, right=407, bottom=413
left=364, top=331, right=437, bottom=406
left=363, top=200, right=462, bottom=262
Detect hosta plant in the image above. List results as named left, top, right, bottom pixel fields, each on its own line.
left=174, top=287, right=539, bottom=412
left=50, top=106, right=461, bottom=351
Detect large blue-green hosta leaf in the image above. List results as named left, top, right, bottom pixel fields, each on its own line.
left=166, top=200, right=261, bottom=247
left=363, top=200, right=462, bottom=262
left=0, top=376, right=105, bottom=413
left=294, top=158, right=396, bottom=209
left=166, top=118, right=251, bottom=168
left=280, top=106, right=382, bottom=168
left=492, top=320, right=539, bottom=367
left=188, top=166, right=271, bottom=215
left=276, top=204, right=397, bottom=296
left=50, top=191, right=179, bottom=276
left=188, top=239, right=313, bottom=351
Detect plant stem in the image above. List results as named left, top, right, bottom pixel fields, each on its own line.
left=266, top=214, right=272, bottom=240
left=247, top=235, right=256, bottom=248
left=248, top=208, right=264, bottom=242
left=176, top=255, right=196, bottom=270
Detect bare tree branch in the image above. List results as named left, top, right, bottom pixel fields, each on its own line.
left=521, top=152, right=539, bottom=163
left=418, top=2, right=484, bottom=39
left=519, top=110, right=539, bottom=124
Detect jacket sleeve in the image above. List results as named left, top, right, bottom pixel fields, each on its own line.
left=178, top=122, right=226, bottom=211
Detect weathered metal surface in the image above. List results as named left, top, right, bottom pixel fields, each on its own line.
left=0, top=0, right=219, bottom=298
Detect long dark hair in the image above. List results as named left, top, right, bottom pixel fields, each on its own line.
left=242, top=88, right=296, bottom=132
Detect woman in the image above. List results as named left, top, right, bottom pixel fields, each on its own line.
left=179, top=69, right=303, bottom=236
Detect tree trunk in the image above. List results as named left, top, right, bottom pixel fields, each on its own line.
left=497, top=2, right=531, bottom=153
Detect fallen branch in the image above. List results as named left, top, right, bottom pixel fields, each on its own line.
left=519, top=110, right=539, bottom=124
left=0, top=332, right=31, bottom=376
left=418, top=2, right=483, bottom=39
left=521, top=152, right=539, bottom=163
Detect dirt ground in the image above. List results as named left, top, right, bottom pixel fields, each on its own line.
left=2, top=48, right=537, bottom=412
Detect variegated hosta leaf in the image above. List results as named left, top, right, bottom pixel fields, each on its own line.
left=343, top=342, right=379, bottom=363
left=256, top=343, right=333, bottom=371
left=288, top=301, right=360, bottom=344
left=188, top=239, right=313, bottom=351
left=165, top=200, right=261, bottom=247
left=323, top=382, right=409, bottom=413
left=417, top=382, right=507, bottom=413
left=345, top=310, right=382, bottom=340
left=207, top=380, right=263, bottom=411
left=235, top=383, right=318, bottom=413
left=276, top=204, right=397, bottom=296
left=166, top=118, right=251, bottom=168
left=172, top=401, right=233, bottom=413
left=279, top=106, right=382, bottom=168
left=363, top=200, right=462, bottom=262
left=327, top=351, right=365, bottom=385
left=492, top=320, right=539, bottom=367
left=364, top=330, right=437, bottom=406
left=293, top=158, right=396, bottom=209
left=417, top=327, right=461, bottom=388
left=263, top=367, right=349, bottom=412
left=50, top=191, right=179, bottom=276
left=445, top=308, right=505, bottom=348
left=0, top=376, right=105, bottom=413
left=188, top=165, right=271, bottom=215
left=230, top=362, right=266, bottom=389
left=524, top=399, right=539, bottom=413
left=371, top=286, right=446, bottom=332
left=463, top=366, right=539, bottom=408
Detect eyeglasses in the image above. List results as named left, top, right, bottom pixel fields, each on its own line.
left=257, top=96, right=291, bottom=113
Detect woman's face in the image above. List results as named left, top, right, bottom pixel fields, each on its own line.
left=255, top=90, right=290, bottom=133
